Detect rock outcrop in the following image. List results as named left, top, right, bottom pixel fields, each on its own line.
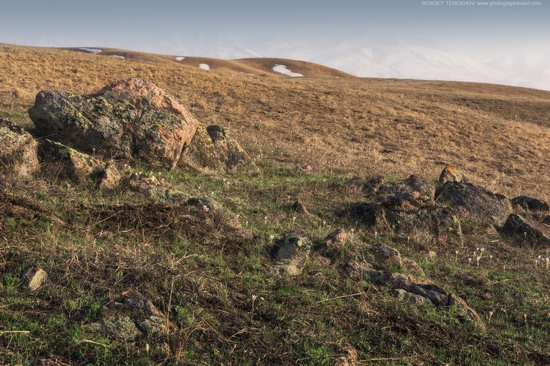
left=347, top=243, right=485, bottom=330
left=28, top=78, right=258, bottom=174
left=0, top=119, right=39, bottom=178
left=511, top=196, right=549, bottom=213
left=29, top=79, right=198, bottom=170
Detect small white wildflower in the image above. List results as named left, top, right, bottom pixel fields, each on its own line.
left=252, top=294, right=257, bottom=301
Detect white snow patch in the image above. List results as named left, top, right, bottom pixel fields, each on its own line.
left=79, top=48, right=102, bottom=55
left=272, top=64, right=303, bottom=77
left=175, top=56, right=185, bottom=61
left=109, top=55, right=125, bottom=59
left=199, top=63, right=210, bottom=70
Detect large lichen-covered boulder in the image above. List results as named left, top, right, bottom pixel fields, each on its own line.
left=180, top=124, right=259, bottom=174
left=28, top=78, right=199, bottom=170
left=0, top=119, right=39, bottom=178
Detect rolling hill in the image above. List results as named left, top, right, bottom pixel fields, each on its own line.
left=1, top=43, right=549, bottom=365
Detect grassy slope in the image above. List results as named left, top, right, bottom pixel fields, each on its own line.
left=0, top=44, right=549, bottom=365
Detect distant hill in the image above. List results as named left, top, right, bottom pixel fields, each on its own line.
left=65, top=47, right=353, bottom=78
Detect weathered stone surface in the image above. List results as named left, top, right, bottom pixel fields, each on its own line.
left=29, top=78, right=199, bottom=170
left=270, top=235, right=311, bottom=275
left=0, top=119, right=39, bottom=178
left=503, top=213, right=550, bottom=246
left=99, top=291, right=169, bottom=340
left=435, top=182, right=512, bottom=226
left=20, top=267, right=47, bottom=291
left=39, top=139, right=104, bottom=182
left=511, top=196, right=549, bottom=213
left=180, top=124, right=259, bottom=174
left=438, top=165, right=468, bottom=184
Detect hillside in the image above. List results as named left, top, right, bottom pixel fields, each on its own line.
left=0, top=44, right=549, bottom=365
left=64, top=47, right=352, bottom=78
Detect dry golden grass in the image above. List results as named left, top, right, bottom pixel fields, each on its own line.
left=1, top=43, right=549, bottom=201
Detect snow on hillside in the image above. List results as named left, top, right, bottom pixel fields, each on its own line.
left=199, top=63, right=210, bottom=70
left=197, top=40, right=550, bottom=90
left=79, top=48, right=102, bottom=55
left=272, top=64, right=303, bottom=77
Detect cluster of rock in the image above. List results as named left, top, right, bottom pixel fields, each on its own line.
left=270, top=230, right=486, bottom=330
left=1, top=78, right=259, bottom=190
left=354, top=165, right=549, bottom=246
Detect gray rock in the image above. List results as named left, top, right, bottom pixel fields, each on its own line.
left=38, top=139, right=105, bottom=182
left=0, top=119, right=39, bottom=178
left=435, top=182, right=512, bottom=226
left=180, top=124, right=260, bottom=174
left=270, top=235, right=311, bottom=275
left=20, top=267, right=48, bottom=291
left=99, top=292, right=169, bottom=340
left=511, top=196, right=549, bottom=213
left=503, top=213, right=550, bottom=246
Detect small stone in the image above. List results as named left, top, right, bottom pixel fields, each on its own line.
left=438, top=165, right=468, bottom=184
left=326, top=228, right=348, bottom=249
left=21, top=267, right=48, bottom=291
left=270, top=235, right=311, bottom=276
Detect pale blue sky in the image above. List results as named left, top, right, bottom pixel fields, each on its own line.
left=1, top=0, right=547, bottom=58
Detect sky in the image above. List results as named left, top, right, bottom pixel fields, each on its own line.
left=1, top=0, right=549, bottom=89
